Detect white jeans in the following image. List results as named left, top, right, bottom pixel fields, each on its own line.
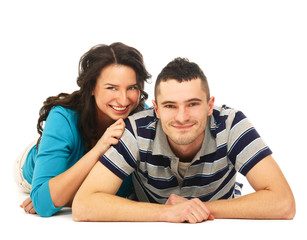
left=13, top=141, right=36, bottom=194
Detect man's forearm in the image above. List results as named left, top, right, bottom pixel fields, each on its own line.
left=205, top=189, right=295, bottom=220
left=72, top=192, right=213, bottom=223
left=205, top=156, right=296, bottom=220
left=73, top=192, right=165, bottom=222
left=72, top=161, right=213, bottom=223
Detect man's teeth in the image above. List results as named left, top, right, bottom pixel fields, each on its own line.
left=112, top=106, right=127, bottom=111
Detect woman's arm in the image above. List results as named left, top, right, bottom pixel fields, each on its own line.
left=49, top=118, right=126, bottom=207
left=30, top=107, right=125, bottom=217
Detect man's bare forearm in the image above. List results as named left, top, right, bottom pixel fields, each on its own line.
left=72, top=192, right=213, bottom=223
left=73, top=192, right=166, bottom=222
left=205, top=189, right=295, bottom=220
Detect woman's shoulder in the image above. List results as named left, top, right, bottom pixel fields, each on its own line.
left=43, top=106, right=82, bottom=145
left=49, top=106, right=79, bottom=120
left=46, top=106, right=80, bottom=132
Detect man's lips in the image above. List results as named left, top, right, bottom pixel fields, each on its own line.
left=171, top=123, right=195, bottom=130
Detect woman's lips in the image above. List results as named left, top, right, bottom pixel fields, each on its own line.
left=112, top=106, right=128, bottom=111
left=110, top=105, right=129, bottom=114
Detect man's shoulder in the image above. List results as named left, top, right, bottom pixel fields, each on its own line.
left=213, top=104, right=238, bottom=115
left=211, top=105, right=246, bottom=135
left=212, top=105, right=239, bottom=123
left=127, top=107, right=157, bottom=127
left=125, top=107, right=158, bottom=139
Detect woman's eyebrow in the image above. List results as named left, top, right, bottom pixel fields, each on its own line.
left=104, top=83, right=118, bottom=87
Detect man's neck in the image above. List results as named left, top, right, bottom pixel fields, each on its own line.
left=168, top=135, right=204, bottom=163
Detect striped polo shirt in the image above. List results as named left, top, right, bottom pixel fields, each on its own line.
left=99, top=105, right=272, bottom=203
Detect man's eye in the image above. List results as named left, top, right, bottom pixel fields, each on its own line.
left=189, top=102, right=199, bottom=107
left=165, top=105, right=175, bottom=109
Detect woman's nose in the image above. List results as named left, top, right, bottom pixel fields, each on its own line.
left=116, top=90, right=129, bottom=106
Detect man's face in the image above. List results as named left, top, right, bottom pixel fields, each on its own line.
left=153, top=78, right=214, bottom=150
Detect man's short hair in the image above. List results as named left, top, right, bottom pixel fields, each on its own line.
left=154, top=57, right=210, bottom=101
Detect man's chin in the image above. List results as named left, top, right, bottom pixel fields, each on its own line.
left=170, top=137, right=195, bottom=146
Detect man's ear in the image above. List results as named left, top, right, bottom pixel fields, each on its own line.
left=208, top=96, right=215, bottom=116
left=152, top=100, right=160, bottom=119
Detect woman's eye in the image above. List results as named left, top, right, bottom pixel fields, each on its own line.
left=107, top=87, right=116, bottom=90
left=128, top=86, right=138, bottom=90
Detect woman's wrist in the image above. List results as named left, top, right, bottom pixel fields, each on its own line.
left=87, top=146, right=103, bottom=162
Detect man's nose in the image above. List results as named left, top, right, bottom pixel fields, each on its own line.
left=175, top=106, right=189, bottom=123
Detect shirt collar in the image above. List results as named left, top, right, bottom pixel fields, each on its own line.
left=152, top=116, right=217, bottom=158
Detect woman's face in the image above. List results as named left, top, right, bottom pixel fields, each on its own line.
left=93, top=64, right=140, bottom=124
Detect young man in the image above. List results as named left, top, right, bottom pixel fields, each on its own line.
left=72, top=58, right=295, bottom=223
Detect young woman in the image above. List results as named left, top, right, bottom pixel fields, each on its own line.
left=13, top=42, right=151, bottom=217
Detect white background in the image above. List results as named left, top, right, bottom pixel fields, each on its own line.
left=1, top=0, right=306, bottom=239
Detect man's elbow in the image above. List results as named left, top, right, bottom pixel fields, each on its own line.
left=72, top=195, right=90, bottom=222
left=279, top=193, right=296, bottom=220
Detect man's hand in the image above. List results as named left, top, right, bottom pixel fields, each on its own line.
left=164, top=194, right=214, bottom=223
left=165, top=193, right=189, bottom=205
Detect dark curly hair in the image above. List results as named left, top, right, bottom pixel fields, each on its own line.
left=37, top=42, right=151, bottom=151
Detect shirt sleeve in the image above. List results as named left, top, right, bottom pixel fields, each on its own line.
left=30, top=107, right=75, bottom=217
left=99, top=118, right=139, bottom=180
left=227, top=110, right=273, bottom=176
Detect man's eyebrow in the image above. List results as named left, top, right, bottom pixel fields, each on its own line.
left=161, top=98, right=202, bottom=105
left=186, top=98, right=202, bottom=102
left=161, top=101, right=176, bottom=105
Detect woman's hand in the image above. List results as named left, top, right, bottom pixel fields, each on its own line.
left=20, top=197, right=36, bottom=214
left=94, top=119, right=126, bottom=157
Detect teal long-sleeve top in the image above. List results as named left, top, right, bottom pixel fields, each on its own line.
left=23, top=106, right=133, bottom=217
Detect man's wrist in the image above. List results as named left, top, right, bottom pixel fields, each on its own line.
left=155, top=204, right=172, bottom=222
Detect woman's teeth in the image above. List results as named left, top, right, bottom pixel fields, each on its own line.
left=112, top=106, right=127, bottom=111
